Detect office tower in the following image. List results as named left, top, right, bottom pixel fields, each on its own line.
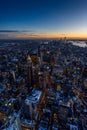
left=14, top=116, right=22, bottom=130
left=27, top=54, right=33, bottom=88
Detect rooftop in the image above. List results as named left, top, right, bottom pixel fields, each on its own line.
left=25, top=89, right=42, bottom=104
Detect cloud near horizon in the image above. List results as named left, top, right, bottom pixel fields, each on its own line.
left=0, top=30, right=58, bottom=39
left=0, top=30, right=36, bottom=33
left=0, top=30, right=87, bottom=39
left=0, top=30, right=40, bottom=39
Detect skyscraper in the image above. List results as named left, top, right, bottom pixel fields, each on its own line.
left=27, top=54, right=33, bottom=89
left=14, top=116, right=22, bottom=130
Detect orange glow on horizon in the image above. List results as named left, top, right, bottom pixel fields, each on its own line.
left=12, top=32, right=87, bottom=39
left=0, top=32, right=87, bottom=39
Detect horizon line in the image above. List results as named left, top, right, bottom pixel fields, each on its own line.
left=0, top=37, right=87, bottom=41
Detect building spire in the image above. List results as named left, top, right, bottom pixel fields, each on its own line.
left=27, top=54, right=32, bottom=63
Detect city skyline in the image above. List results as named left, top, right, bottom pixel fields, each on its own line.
left=0, top=0, right=87, bottom=39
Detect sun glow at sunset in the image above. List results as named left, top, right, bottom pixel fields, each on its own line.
left=3, top=32, right=87, bottom=39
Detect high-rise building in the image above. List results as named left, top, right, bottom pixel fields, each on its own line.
left=39, top=45, right=44, bottom=65
left=27, top=54, right=33, bottom=89
left=13, top=116, right=22, bottom=130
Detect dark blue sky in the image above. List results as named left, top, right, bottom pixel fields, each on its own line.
left=0, top=0, right=87, bottom=39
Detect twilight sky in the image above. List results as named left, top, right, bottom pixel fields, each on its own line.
left=0, top=0, right=87, bottom=39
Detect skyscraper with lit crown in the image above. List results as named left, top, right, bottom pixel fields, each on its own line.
left=27, top=54, right=33, bottom=89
